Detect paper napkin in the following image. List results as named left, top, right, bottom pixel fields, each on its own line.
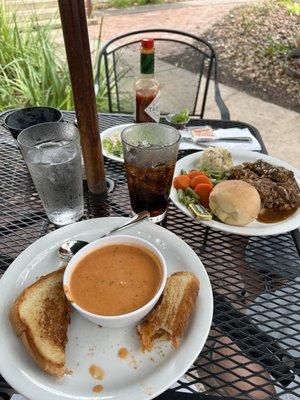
left=179, top=127, right=262, bottom=152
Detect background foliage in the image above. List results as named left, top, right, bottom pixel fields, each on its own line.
left=0, top=2, right=108, bottom=112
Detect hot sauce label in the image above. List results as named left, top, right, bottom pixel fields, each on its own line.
left=144, top=91, right=160, bottom=123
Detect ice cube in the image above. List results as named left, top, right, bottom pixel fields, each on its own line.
left=28, top=141, right=77, bottom=165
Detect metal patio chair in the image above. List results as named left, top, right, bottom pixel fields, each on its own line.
left=95, top=29, right=230, bottom=120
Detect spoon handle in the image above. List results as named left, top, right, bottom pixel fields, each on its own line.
left=102, top=211, right=150, bottom=238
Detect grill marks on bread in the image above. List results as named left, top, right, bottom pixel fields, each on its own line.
left=137, top=272, right=199, bottom=351
left=38, top=290, right=68, bottom=350
left=9, top=269, right=69, bottom=377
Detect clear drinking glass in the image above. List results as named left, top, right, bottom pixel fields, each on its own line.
left=18, top=122, right=84, bottom=226
left=121, top=123, right=180, bottom=223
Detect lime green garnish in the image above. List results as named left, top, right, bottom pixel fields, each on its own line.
left=170, top=109, right=189, bottom=124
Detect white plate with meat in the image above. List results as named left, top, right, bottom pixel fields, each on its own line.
left=170, top=150, right=300, bottom=236
left=0, top=217, right=213, bottom=400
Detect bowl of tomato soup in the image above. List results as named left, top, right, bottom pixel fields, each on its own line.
left=63, top=235, right=167, bottom=328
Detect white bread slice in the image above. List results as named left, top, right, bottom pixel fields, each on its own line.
left=137, top=272, right=199, bottom=351
left=9, top=268, right=69, bottom=377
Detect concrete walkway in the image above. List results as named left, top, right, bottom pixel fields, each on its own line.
left=203, top=83, right=300, bottom=168
left=90, top=0, right=253, bottom=42
left=89, top=0, right=299, bottom=168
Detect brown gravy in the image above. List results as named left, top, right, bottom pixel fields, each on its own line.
left=70, top=244, right=162, bottom=316
left=257, top=208, right=297, bottom=223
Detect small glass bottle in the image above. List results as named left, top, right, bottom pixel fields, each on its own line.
left=134, top=38, right=160, bottom=123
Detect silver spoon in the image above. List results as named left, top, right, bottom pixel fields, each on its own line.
left=58, top=211, right=150, bottom=262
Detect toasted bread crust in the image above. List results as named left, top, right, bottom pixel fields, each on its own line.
left=171, top=273, right=200, bottom=346
left=9, top=269, right=69, bottom=377
left=137, top=272, right=200, bottom=351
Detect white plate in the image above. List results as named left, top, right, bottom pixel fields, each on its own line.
left=170, top=150, right=300, bottom=236
left=101, top=124, right=131, bottom=163
left=100, top=123, right=229, bottom=163
left=0, top=217, right=213, bottom=400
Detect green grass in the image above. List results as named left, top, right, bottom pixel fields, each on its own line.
left=240, top=13, right=257, bottom=32
left=238, top=1, right=296, bottom=58
left=0, top=2, right=109, bottom=112
left=107, top=0, right=163, bottom=9
left=265, top=36, right=293, bottom=57
left=252, top=0, right=300, bottom=15
left=280, top=0, right=300, bottom=15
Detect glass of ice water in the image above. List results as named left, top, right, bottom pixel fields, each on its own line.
left=18, top=122, right=84, bottom=226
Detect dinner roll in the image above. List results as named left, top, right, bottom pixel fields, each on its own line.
left=209, top=180, right=261, bottom=226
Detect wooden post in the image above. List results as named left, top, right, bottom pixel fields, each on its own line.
left=58, top=0, right=106, bottom=194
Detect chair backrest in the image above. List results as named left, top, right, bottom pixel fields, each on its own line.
left=95, top=29, right=229, bottom=120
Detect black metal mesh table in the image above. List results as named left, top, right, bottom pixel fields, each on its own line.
left=0, top=111, right=299, bottom=400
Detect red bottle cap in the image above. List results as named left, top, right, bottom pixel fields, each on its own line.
left=141, top=38, right=154, bottom=50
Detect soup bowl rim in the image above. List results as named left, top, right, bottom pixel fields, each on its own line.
left=63, top=234, right=167, bottom=324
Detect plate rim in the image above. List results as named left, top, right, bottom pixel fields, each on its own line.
left=100, top=124, right=131, bottom=163
left=170, top=149, right=300, bottom=236
left=0, top=217, right=213, bottom=400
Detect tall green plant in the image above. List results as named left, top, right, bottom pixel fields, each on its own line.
left=0, top=2, right=108, bottom=111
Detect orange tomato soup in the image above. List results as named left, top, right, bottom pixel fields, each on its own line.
left=69, top=244, right=162, bottom=316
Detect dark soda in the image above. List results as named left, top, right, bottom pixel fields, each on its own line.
left=124, top=161, right=176, bottom=217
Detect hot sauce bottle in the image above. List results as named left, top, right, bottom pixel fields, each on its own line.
left=134, top=39, right=160, bottom=123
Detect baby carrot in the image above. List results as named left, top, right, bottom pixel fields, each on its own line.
left=187, top=170, right=204, bottom=180
left=173, top=175, right=191, bottom=190
left=194, top=183, right=213, bottom=208
left=190, top=174, right=212, bottom=189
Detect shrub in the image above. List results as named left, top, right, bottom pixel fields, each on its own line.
left=0, top=2, right=108, bottom=111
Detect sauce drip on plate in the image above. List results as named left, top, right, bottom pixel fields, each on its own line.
left=93, top=385, right=103, bottom=393
left=118, top=347, right=129, bottom=359
left=89, top=364, right=105, bottom=380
